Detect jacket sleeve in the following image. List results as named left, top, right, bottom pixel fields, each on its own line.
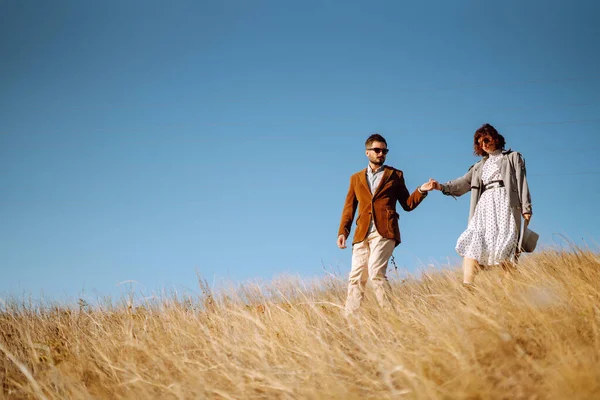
left=440, top=166, right=474, bottom=197
left=338, top=176, right=358, bottom=238
left=514, top=152, right=532, bottom=215
left=397, top=171, right=427, bottom=212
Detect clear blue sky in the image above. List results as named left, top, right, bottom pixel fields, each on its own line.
left=1, top=0, right=599, bottom=304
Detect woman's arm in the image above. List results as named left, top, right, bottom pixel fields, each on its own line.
left=436, top=166, right=474, bottom=197
left=513, top=152, right=532, bottom=218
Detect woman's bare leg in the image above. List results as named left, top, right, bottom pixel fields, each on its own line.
left=462, top=257, right=480, bottom=284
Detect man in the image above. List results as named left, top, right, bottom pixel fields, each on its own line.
left=337, top=134, right=437, bottom=314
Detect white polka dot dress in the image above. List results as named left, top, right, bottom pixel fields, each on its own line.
left=455, top=150, right=518, bottom=265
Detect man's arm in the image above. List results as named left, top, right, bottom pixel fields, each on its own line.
left=397, top=171, right=427, bottom=212
left=338, top=176, right=358, bottom=241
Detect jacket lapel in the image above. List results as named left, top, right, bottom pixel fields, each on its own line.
left=500, top=148, right=512, bottom=177
left=359, top=168, right=370, bottom=193
left=373, top=167, right=393, bottom=198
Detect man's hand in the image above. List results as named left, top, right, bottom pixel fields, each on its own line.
left=337, top=234, right=347, bottom=249
left=420, top=178, right=441, bottom=192
left=523, top=213, right=532, bottom=223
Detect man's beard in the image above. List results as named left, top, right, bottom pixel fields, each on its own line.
left=371, top=157, right=384, bottom=165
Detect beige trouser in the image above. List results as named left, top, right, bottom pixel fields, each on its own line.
left=345, top=230, right=396, bottom=314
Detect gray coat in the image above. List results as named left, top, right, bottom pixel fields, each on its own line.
left=440, top=150, right=532, bottom=248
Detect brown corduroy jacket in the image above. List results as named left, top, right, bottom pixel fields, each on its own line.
left=338, top=166, right=427, bottom=247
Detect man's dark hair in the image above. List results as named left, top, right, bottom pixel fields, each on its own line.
left=365, top=134, right=387, bottom=148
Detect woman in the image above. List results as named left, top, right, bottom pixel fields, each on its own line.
left=432, top=123, right=532, bottom=285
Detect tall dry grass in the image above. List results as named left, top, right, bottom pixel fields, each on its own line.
left=1, top=248, right=599, bottom=399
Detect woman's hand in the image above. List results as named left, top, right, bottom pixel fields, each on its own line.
left=420, top=178, right=441, bottom=191
left=523, top=213, right=532, bottom=224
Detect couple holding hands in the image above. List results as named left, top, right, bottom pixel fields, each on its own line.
left=337, top=124, right=534, bottom=314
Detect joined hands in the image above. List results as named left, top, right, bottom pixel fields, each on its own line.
left=420, top=178, right=442, bottom=192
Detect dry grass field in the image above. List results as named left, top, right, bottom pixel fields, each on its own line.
left=1, top=248, right=599, bottom=399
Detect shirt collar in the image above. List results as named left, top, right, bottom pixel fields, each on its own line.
left=367, top=164, right=385, bottom=175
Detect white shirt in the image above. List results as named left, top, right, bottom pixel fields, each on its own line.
left=366, top=164, right=385, bottom=232
left=366, top=164, right=385, bottom=195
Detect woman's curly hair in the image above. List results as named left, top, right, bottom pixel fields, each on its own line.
left=473, top=123, right=506, bottom=156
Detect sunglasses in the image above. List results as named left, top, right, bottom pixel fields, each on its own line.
left=368, top=147, right=389, bottom=155
left=479, top=137, right=492, bottom=145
